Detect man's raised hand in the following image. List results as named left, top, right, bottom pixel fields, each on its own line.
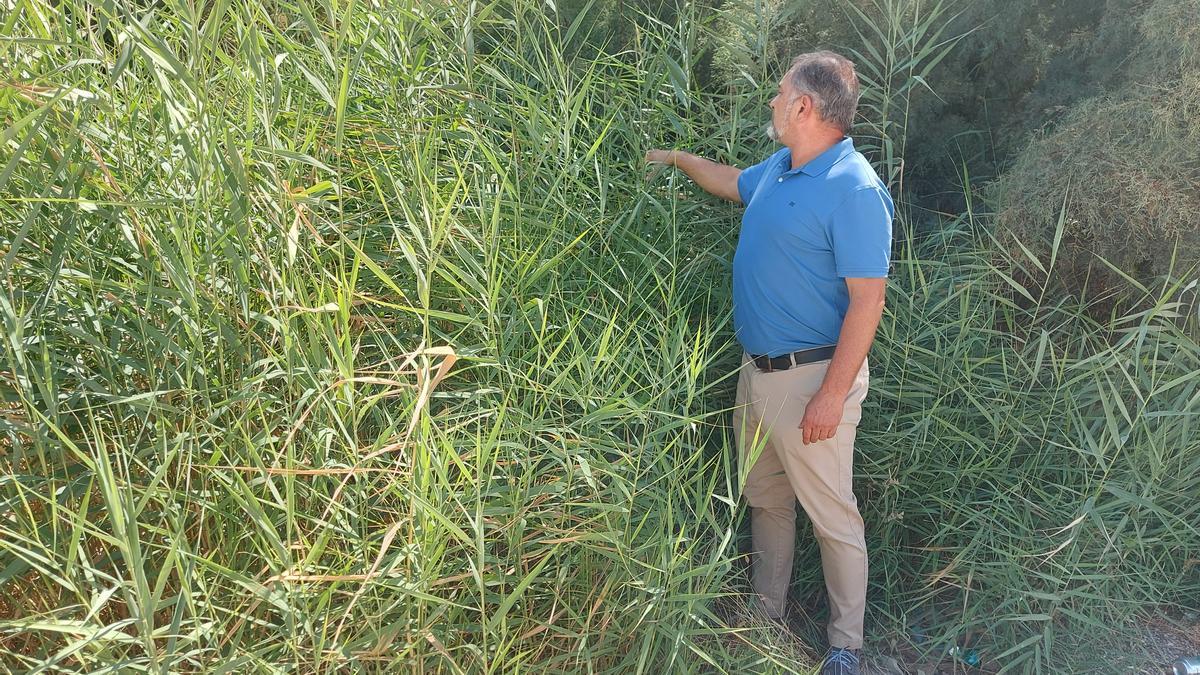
left=643, top=149, right=678, bottom=181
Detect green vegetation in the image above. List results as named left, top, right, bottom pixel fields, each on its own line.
left=2, top=0, right=1197, bottom=673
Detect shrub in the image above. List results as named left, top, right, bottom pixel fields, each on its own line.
left=992, top=0, right=1200, bottom=306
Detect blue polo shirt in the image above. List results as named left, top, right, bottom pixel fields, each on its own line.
left=733, top=136, right=893, bottom=357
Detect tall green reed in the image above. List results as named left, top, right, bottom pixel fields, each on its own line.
left=1, top=0, right=803, bottom=671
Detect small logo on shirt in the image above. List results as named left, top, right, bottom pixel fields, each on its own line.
left=788, top=201, right=795, bottom=207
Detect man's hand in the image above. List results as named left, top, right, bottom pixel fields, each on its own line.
left=800, top=388, right=843, bottom=444
left=643, top=149, right=678, bottom=182
left=644, top=149, right=679, bottom=166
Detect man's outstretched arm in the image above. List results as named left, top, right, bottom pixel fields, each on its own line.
left=645, top=150, right=743, bottom=203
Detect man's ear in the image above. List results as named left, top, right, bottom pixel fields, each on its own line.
left=793, top=93, right=812, bottom=121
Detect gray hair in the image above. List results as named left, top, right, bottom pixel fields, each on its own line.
left=788, top=51, right=860, bottom=133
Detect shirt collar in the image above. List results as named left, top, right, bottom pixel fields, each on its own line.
left=779, top=136, right=856, bottom=177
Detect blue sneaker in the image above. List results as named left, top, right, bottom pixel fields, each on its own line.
left=820, top=647, right=861, bottom=675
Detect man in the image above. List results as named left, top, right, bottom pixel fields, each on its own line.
left=644, top=51, right=892, bottom=675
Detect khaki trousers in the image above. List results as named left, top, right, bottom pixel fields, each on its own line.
left=733, top=351, right=870, bottom=650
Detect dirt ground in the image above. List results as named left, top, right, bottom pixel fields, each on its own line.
left=720, top=588, right=1200, bottom=675
left=866, top=606, right=1200, bottom=675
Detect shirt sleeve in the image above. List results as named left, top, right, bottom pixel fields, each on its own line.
left=829, top=186, right=894, bottom=278
left=737, top=157, right=771, bottom=204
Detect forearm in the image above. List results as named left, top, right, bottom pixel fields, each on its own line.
left=819, top=298, right=885, bottom=397
left=668, top=151, right=743, bottom=202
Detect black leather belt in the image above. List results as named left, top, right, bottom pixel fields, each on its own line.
left=751, top=345, right=836, bottom=372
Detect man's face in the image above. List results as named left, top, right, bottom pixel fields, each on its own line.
left=767, top=70, right=808, bottom=143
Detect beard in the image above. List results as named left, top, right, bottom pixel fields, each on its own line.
left=764, top=120, right=781, bottom=142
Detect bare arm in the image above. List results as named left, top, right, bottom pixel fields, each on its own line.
left=645, top=149, right=743, bottom=203
left=819, top=277, right=886, bottom=398
left=798, top=277, right=887, bottom=445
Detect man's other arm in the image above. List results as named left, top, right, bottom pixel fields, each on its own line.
left=820, top=278, right=886, bottom=398
left=645, top=150, right=743, bottom=203
left=799, top=277, right=886, bottom=444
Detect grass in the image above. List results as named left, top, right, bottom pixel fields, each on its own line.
left=2, top=0, right=1198, bottom=673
